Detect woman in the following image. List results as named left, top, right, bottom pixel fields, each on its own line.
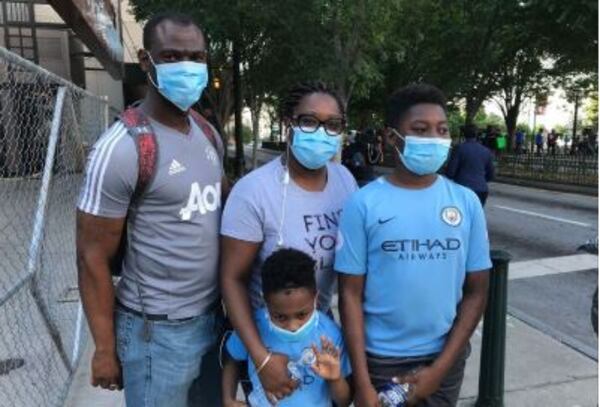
left=220, top=81, right=357, bottom=401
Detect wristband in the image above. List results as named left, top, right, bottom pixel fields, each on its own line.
left=255, top=352, right=273, bottom=375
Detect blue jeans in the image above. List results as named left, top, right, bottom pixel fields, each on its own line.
left=115, top=308, right=222, bottom=407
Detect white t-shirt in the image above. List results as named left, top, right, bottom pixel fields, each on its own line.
left=221, top=156, right=358, bottom=311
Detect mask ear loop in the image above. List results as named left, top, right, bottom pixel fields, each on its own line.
left=277, top=128, right=292, bottom=247
left=389, top=128, right=406, bottom=159
left=145, top=52, right=160, bottom=89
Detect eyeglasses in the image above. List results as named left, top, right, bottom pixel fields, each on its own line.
left=292, top=114, right=345, bottom=136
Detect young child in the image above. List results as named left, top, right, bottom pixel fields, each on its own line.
left=222, top=248, right=352, bottom=407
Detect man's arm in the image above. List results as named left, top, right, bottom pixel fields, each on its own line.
left=76, top=211, right=125, bottom=390
left=220, top=236, right=297, bottom=399
left=339, top=274, right=379, bottom=407
left=402, top=271, right=489, bottom=402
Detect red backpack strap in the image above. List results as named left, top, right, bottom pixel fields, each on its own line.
left=189, top=109, right=224, bottom=158
left=119, top=106, right=159, bottom=206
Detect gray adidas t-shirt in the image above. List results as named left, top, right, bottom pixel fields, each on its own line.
left=221, top=157, right=358, bottom=311
left=77, top=117, right=223, bottom=319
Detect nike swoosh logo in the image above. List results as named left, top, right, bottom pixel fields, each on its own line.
left=378, top=217, right=395, bottom=225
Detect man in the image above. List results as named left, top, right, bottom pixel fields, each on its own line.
left=76, top=13, right=226, bottom=406
left=535, top=129, right=544, bottom=155
left=547, top=129, right=557, bottom=155
left=336, top=84, right=491, bottom=407
left=446, top=124, right=495, bottom=206
left=514, top=129, right=524, bottom=154
left=342, top=131, right=375, bottom=186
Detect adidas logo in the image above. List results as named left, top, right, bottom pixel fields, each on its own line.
left=168, top=159, right=186, bottom=175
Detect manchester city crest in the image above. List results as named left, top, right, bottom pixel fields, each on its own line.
left=441, top=206, right=462, bottom=227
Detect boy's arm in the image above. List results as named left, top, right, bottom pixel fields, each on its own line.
left=339, top=274, right=378, bottom=407
left=222, top=357, right=246, bottom=407
left=328, top=376, right=352, bottom=407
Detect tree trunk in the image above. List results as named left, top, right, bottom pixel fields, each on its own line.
left=572, top=93, right=580, bottom=141
left=250, top=102, right=262, bottom=169
left=504, top=105, right=519, bottom=151
left=233, top=41, right=244, bottom=177
left=465, top=96, right=481, bottom=126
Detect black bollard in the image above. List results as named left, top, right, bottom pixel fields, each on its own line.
left=476, top=250, right=512, bottom=407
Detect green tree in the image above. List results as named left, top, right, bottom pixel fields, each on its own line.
left=584, top=92, right=598, bottom=129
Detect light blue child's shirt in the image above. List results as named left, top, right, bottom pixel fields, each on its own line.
left=226, top=310, right=351, bottom=407
left=335, top=176, right=492, bottom=357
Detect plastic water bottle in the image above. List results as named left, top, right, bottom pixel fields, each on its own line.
left=377, top=382, right=411, bottom=407
left=287, top=348, right=316, bottom=382
left=248, top=386, right=274, bottom=407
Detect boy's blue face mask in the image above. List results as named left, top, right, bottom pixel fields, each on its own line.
left=391, top=129, right=451, bottom=175
left=266, top=303, right=319, bottom=343
left=147, top=53, right=208, bottom=112
left=291, top=127, right=340, bottom=170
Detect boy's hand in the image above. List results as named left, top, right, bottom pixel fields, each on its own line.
left=396, top=365, right=443, bottom=405
left=311, top=336, right=342, bottom=382
left=355, top=384, right=380, bottom=407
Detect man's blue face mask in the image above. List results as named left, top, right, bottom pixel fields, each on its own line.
left=147, top=53, right=208, bottom=112
left=391, top=129, right=451, bottom=175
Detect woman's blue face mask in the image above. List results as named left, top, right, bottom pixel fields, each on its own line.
left=391, top=129, right=451, bottom=175
left=290, top=127, right=340, bottom=170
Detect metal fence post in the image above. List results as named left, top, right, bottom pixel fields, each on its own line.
left=476, top=250, right=512, bottom=407
left=26, top=86, right=73, bottom=373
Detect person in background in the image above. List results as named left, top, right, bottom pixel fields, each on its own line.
left=535, top=129, right=544, bottom=155
left=547, top=129, right=558, bottom=155
left=342, top=131, right=375, bottom=186
left=515, top=129, right=525, bottom=154
left=446, top=124, right=495, bottom=207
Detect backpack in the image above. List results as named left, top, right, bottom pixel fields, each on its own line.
left=109, top=106, right=222, bottom=276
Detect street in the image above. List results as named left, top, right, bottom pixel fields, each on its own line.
left=486, top=183, right=598, bottom=360
left=487, top=182, right=597, bottom=261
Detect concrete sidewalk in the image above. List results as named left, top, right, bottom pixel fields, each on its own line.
left=458, top=315, right=597, bottom=406
left=64, top=313, right=598, bottom=407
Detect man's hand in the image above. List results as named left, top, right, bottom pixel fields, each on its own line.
left=91, top=349, right=122, bottom=390
left=257, top=353, right=297, bottom=400
left=398, top=365, right=444, bottom=405
left=355, top=383, right=380, bottom=407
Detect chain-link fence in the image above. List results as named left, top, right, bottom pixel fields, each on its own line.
left=0, top=47, right=108, bottom=407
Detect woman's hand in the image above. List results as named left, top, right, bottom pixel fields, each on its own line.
left=257, top=352, right=298, bottom=400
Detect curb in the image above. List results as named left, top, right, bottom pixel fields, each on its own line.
left=494, top=176, right=598, bottom=196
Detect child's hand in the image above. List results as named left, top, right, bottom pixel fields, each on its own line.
left=310, top=336, right=341, bottom=382
left=223, top=400, right=247, bottom=407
